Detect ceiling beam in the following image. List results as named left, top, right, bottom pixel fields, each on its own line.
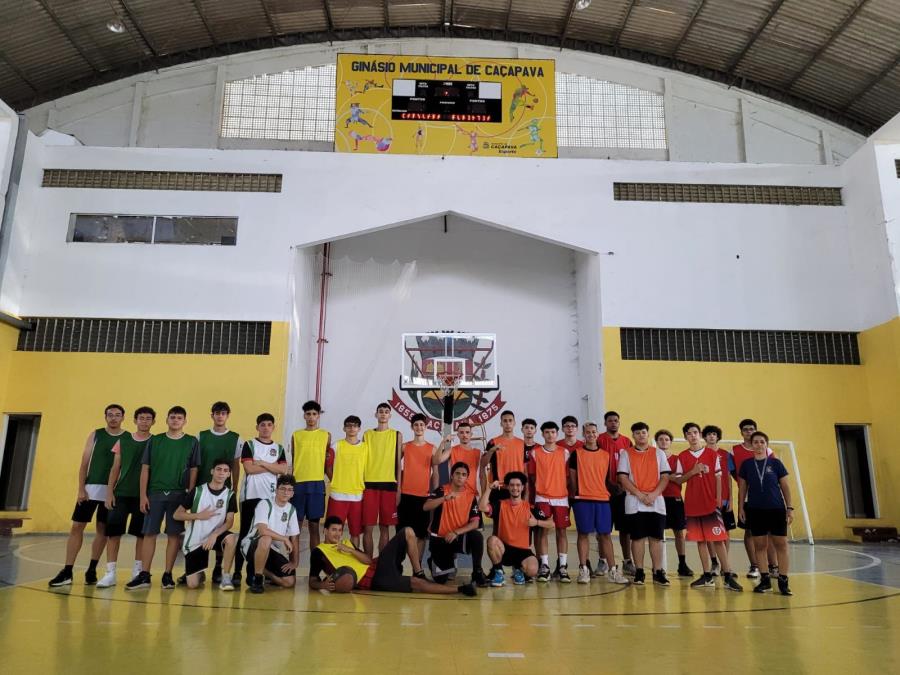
left=841, top=50, right=900, bottom=112
left=505, top=0, right=513, bottom=34
left=383, top=0, right=389, bottom=31
left=117, top=0, right=160, bottom=59
left=670, top=0, right=707, bottom=57
left=726, top=0, right=787, bottom=74
left=323, top=0, right=334, bottom=33
left=258, top=0, right=278, bottom=36
left=0, top=47, right=38, bottom=94
left=559, top=0, right=578, bottom=45
left=612, top=0, right=638, bottom=49
left=189, top=0, right=218, bottom=47
left=35, top=0, right=101, bottom=74
left=783, top=0, right=869, bottom=89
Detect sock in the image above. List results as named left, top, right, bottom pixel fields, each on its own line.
left=106, top=562, right=116, bottom=573
left=88, top=559, right=99, bottom=572
left=711, top=556, right=718, bottom=565
left=559, top=553, right=567, bottom=567
left=132, top=561, right=143, bottom=574
left=63, top=564, right=74, bottom=574
left=539, top=555, right=549, bottom=566
left=678, top=554, right=686, bottom=564
left=221, top=573, right=232, bottom=583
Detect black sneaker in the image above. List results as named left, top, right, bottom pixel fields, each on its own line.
left=690, top=572, right=715, bottom=589
left=777, top=575, right=793, bottom=596
left=161, top=572, right=176, bottom=590
left=472, top=569, right=489, bottom=588
left=652, top=570, right=670, bottom=587
left=48, top=569, right=73, bottom=588
left=632, top=568, right=646, bottom=585
left=723, top=572, right=743, bottom=592
left=212, top=566, right=223, bottom=584
left=413, top=569, right=427, bottom=580
left=232, top=572, right=242, bottom=588
left=457, top=582, right=477, bottom=597
left=557, top=564, right=571, bottom=583
left=125, top=571, right=151, bottom=590
left=754, top=575, right=773, bottom=593
left=176, top=574, right=187, bottom=586
left=249, top=574, right=265, bottom=594
left=84, top=568, right=98, bottom=585
left=677, top=562, right=694, bottom=577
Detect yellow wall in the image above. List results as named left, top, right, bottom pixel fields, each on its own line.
left=0, top=321, right=289, bottom=532
left=0, top=322, right=17, bottom=413
left=603, top=323, right=899, bottom=541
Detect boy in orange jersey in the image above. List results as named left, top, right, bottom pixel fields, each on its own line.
left=559, top=415, right=584, bottom=451
left=731, top=418, right=776, bottom=579
left=656, top=429, right=693, bottom=577
left=397, top=413, right=435, bottom=561
left=432, top=421, right=482, bottom=493
left=529, top=421, right=572, bottom=583
left=424, top=461, right=486, bottom=586
left=480, top=410, right=526, bottom=498
left=290, top=400, right=332, bottom=552
left=677, top=422, right=742, bottom=591
left=362, top=403, right=403, bottom=556
left=480, top=471, right=554, bottom=586
left=702, top=424, right=735, bottom=576
left=569, top=422, right=630, bottom=584
left=617, top=422, right=671, bottom=586
left=598, top=410, right=635, bottom=576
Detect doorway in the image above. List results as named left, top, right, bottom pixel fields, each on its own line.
left=0, top=414, right=41, bottom=510
left=835, top=424, right=878, bottom=519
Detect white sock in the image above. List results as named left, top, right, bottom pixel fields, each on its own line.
left=106, top=562, right=116, bottom=573
left=132, top=561, right=142, bottom=574
left=539, top=555, right=549, bottom=566
left=559, top=553, right=568, bottom=566
left=221, top=572, right=232, bottom=582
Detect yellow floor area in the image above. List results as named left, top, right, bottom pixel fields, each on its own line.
left=2, top=536, right=899, bottom=673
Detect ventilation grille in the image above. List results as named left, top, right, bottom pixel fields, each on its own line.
left=620, top=328, right=859, bottom=365
left=895, top=159, right=899, bottom=178
left=42, top=169, right=282, bottom=193
left=17, top=318, right=271, bottom=355
left=613, top=183, right=842, bottom=206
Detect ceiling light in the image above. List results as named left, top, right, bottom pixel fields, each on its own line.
left=106, top=19, right=126, bottom=33
left=575, top=0, right=592, bottom=10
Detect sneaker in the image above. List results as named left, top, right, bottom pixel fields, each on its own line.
left=652, top=570, right=671, bottom=587
left=632, top=568, right=646, bottom=585
left=594, top=558, right=609, bottom=577
left=690, top=572, right=715, bottom=589
left=232, top=572, right=242, bottom=588
left=512, top=569, right=526, bottom=585
left=607, top=566, right=630, bottom=585
left=753, top=575, right=773, bottom=593
left=777, top=575, right=793, bottom=596
left=623, top=559, right=637, bottom=577
left=472, top=569, right=489, bottom=588
left=176, top=574, right=187, bottom=586
left=413, top=570, right=427, bottom=580
left=577, top=566, right=592, bottom=584
left=710, top=560, right=721, bottom=577
left=557, top=565, right=571, bottom=584
left=490, top=569, right=505, bottom=587
left=249, top=574, right=265, bottom=594
left=677, top=562, right=694, bottom=577
left=457, top=582, right=477, bottom=597
left=747, top=565, right=761, bottom=579
left=212, top=566, right=223, bottom=584
left=536, top=564, right=551, bottom=583
left=125, top=571, right=151, bottom=590
left=85, top=568, right=98, bottom=585
left=48, top=569, right=73, bottom=588
left=723, top=572, right=743, bottom=592
left=161, top=572, right=176, bottom=590
left=96, top=571, right=117, bottom=588
left=219, top=577, right=235, bottom=591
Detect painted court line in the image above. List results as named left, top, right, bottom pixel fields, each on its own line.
left=573, top=624, right=595, bottom=628
left=315, top=622, right=337, bottom=626
left=659, top=625, right=680, bottom=628
left=531, top=623, right=550, bottom=627
left=488, top=653, right=525, bottom=659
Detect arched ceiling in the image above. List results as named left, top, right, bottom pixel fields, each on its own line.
left=1, top=0, right=898, bottom=134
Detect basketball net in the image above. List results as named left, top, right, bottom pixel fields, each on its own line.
left=438, top=372, right=462, bottom=399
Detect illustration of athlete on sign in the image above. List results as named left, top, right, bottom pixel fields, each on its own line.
left=345, top=102, right=373, bottom=128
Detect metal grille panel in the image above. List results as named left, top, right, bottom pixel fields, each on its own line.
left=42, top=170, right=282, bottom=192
left=895, top=159, right=899, bottom=178
left=620, top=328, right=859, bottom=365
left=17, top=318, right=271, bottom=355
left=613, top=182, right=842, bottom=206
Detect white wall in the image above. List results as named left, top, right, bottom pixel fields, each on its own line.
left=24, top=38, right=864, bottom=166
left=874, top=142, right=900, bottom=317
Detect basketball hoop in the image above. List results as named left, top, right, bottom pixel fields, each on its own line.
left=438, top=372, right=463, bottom=399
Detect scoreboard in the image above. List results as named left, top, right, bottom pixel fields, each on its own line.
left=392, top=79, right=503, bottom=124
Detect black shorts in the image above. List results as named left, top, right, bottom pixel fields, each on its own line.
left=500, top=544, right=534, bottom=568
left=745, top=507, right=788, bottom=537
left=397, top=494, right=431, bottom=539
left=626, top=512, right=665, bottom=541
left=105, top=496, right=144, bottom=537
left=184, top=532, right=235, bottom=576
left=610, top=492, right=627, bottom=531
left=664, top=497, right=686, bottom=531
left=722, top=508, right=737, bottom=531
left=245, top=538, right=295, bottom=578
left=371, top=527, right=414, bottom=593
left=429, top=531, right=483, bottom=575
left=71, top=499, right=108, bottom=525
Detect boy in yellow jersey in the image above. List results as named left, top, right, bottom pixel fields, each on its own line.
left=362, top=402, right=402, bottom=556
left=290, top=400, right=332, bottom=550
left=325, top=415, right=368, bottom=548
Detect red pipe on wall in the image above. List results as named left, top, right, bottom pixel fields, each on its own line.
left=314, top=241, right=332, bottom=403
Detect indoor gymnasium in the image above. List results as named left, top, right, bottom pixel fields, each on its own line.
left=0, top=1, right=899, bottom=673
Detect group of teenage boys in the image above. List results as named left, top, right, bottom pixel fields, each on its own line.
left=49, top=400, right=794, bottom=597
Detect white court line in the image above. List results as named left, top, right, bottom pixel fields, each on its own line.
left=359, top=622, right=379, bottom=626
left=315, top=622, right=337, bottom=626
left=400, top=622, right=423, bottom=626
left=490, top=623, right=508, bottom=627
left=798, top=546, right=882, bottom=575
left=488, top=653, right=525, bottom=659
left=616, top=624, right=636, bottom=628
left=531, top=623, right=550, bottom=627
left=573, top=624, right=595, bottom=628
left=703, top=625, right=723, bottom=629
left=659, top=625, right=680, bottom=629
left=142, top=622, right=159, bottom=626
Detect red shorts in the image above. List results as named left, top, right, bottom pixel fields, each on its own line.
left=686, top=513, right=728, bottom=542
left=362, top=488, right=398, bottom=527
left=536, top=502, right=571, bottom=529
left=326, top=497, right=364, bottom=537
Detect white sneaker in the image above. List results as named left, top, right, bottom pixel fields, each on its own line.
left=577, top=566, right=591, bottom=584
left=594, top=559, right=609, bottom=577
left=96, top=571, right=117, bottom=588
left=608, top=566, right=631, bottom=585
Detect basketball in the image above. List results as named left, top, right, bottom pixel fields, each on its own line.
left=330, top=570, right=356, bottom=593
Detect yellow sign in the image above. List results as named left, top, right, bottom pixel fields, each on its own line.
left=334, top=54, right=556, bottom=158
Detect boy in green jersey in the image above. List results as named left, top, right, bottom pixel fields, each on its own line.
left=98, top=406, right=156, bottom=588
left=126, top=406, right=200, bottom=590
left=48, top=404, right=127, bottom=588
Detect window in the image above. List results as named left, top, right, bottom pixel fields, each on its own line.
left=220, top=64, right=336, bottom=142
left=835, top=425, right=878, bottom=519
left=555, top=73, right=666, bottom=149
left=68, top=214, right=237, bottom=245
left=0, top=415, right=41, bottom=510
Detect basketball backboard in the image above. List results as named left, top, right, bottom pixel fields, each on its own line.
left=400, top=332, right=498, bottom=390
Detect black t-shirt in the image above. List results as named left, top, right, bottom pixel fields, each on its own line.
left=309, top=548, right=333, bottom=580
